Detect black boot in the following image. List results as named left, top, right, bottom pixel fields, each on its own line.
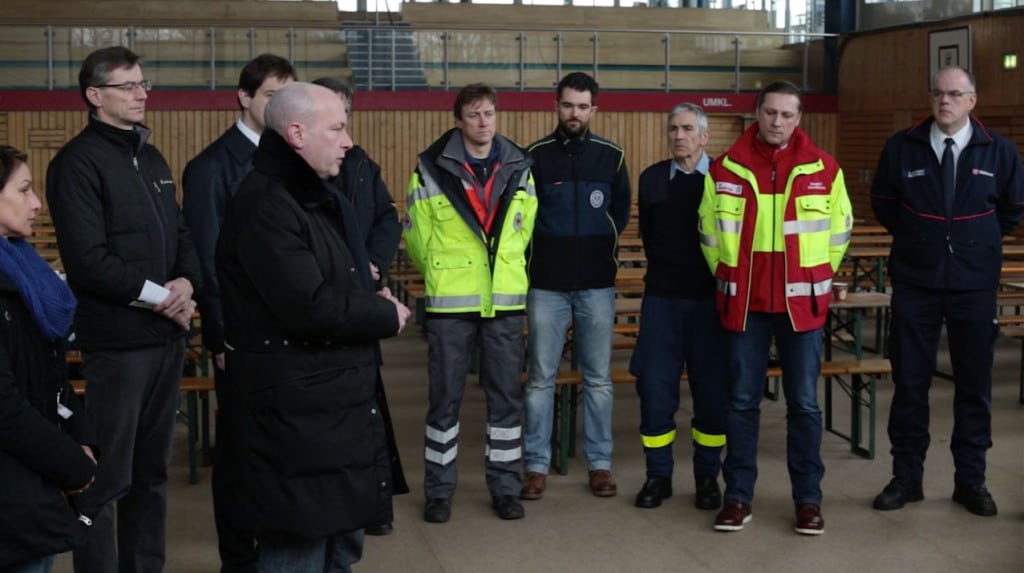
left=695, top=475, right=722, bottom=510
left=634, top=476, right=673, bottom=509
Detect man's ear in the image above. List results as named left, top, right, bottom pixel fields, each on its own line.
left=85, top=87, right=104, bottom=111
left=284, top=122, right=304, bottom=148
left=238, top=88, right=252, bottom=111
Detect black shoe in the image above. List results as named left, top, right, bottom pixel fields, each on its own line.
left=492, top=495, right=525, bottom=520
left=695, top=476, right=722, bottom=511
left=364, top=521, right=394, bottom=536
left=873, top=478, right=924, bottom=510
left=952, top=484, right=998, bottom=516
left=423, top=498, right=451, bottom=523
left=634, top=477, right=673, bottom=509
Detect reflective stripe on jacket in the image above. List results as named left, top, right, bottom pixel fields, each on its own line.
left=698, top=125, right=853, bottom=332
left=404, top=131, right=538, bottom=317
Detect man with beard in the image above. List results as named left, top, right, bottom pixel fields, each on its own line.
left=521, top=72, right=631, bottom=500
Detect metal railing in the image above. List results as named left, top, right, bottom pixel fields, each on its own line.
left=0, top=22, right=835, bottom=92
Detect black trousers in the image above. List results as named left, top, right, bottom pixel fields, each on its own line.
left=887, top=283, right=997, bottom=486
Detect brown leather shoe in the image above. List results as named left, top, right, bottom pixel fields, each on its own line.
left=520, top=472, right=547, bottom=500
left=794, top=503, right=825, bottom=535
left=713, top=500, right=752, bottom=532
left=588, top=470, right=618, bottom=497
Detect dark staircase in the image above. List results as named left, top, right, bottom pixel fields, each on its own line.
left=342, top=21, right=429, bottom=90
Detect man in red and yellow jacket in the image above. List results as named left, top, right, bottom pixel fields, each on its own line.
left=698, top=81, right=852, bottom=536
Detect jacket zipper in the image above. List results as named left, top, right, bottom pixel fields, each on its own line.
left=133, top=151, right=169, bottom=275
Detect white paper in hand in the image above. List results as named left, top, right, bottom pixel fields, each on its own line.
left=129, top=280, right=171, bottom=309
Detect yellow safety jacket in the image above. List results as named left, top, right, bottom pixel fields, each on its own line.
left=403, top=130, right=538, bottom=317
left=698, top=125, right=853, bottom=332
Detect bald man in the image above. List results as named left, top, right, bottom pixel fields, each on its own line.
left=216, top=82, right=410, bottom=572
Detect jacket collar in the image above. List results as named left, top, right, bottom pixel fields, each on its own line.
left=224, top=124, right=258, bottom=164
left=87, top=114, right=150, bottom=155
left=727, top=122, right=821, bottom=167
left=551, top=127, right=591, bottom=155
left=905, top=115, right=994, bottom=147
left=252, top=129, right=331, bottom=205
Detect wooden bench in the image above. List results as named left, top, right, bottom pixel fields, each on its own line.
left=540, top=358, right=890, bottom=473
left=71, top=376, right=216, bottom=485
left=999, top=325, right=1024, bottom=404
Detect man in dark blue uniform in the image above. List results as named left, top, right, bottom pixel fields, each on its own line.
left=871, top=66, right=1024, bottom=517
left=630, top=103, right=727, bottom=511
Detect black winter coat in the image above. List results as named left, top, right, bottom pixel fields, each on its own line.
left=330, top=145, right=402, bottom=274
left=216, top=130, right=400, bottom=541
left=0, top=273, right=96, bottom=565
left=46, top=116, right=202, bottom=351
left=182, top=124, right=256, bottom=354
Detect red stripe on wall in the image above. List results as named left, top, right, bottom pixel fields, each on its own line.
left=0, top=90, right=837, bottom=114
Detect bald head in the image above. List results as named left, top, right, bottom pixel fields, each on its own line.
left=264, top=82, right=353, bottom=178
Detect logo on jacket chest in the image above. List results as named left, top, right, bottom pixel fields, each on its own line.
left=589, top=189, right=605, bottom=209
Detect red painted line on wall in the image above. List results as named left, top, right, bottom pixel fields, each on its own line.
left=0, top=90, right=837, bottom=113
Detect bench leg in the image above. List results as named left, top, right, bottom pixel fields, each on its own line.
left=764, top=376, right=780, bottom=401
left=552, top=385, right=573, bottom=475
left=848, top=373, right=876, bottom=459
left=1019, top=339, right=1024, bottom=405
left=186, top=391, right=198, bottom=484
left=200, top=391, right=212, bottom=467
left=824, top=375, right=834, bottom=433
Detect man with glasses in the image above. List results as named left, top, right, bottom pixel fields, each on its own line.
left=47, top=46, right=201, bottom=572
left=871, top=66, right=1024, bottom=517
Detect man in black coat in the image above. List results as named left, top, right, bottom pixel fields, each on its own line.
left=46, top=46, right=201, bottom=573
left=312, top=76, right=407, bottom=537
left=216, top=81, right=410, bottom=572
left=182, top=54, right=296, bottom=573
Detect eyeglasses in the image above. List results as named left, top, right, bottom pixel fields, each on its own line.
left=95, top=80, right=152, bottom=93
left=929, top=89, right=974, bottom=101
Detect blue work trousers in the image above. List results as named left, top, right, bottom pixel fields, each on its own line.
left=629, top=295, right=727, bottom=479
left=887, top=283, right=996, bottom=486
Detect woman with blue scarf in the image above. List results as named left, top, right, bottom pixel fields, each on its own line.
left=0, top=145, right=98, bottom=572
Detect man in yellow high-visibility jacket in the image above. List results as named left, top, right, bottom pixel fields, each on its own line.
left=403, top=83, right=538, bottom=524
left=698, top=80, right=852, bottom=536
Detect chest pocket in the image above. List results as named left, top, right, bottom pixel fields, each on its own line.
left=793, top=194, right=832, bottom=267
left=713, top=194, right=745, bottom=267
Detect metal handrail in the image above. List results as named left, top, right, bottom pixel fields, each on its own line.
left=0, top=22, right=837, bottom=92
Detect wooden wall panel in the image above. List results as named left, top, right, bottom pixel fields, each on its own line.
left=837, top=10, right=1024, bottom=225
left=838, top=11, right=1024, bottom=113
left=6, top=108, right=836, bottom=215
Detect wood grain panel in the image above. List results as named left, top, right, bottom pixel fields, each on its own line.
left=6, top=108, right=831, bottom=216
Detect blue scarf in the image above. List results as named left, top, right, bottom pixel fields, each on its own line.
left=0, top=237, right=76, bottom=340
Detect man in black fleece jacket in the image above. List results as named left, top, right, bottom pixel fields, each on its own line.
left=46, top=46, right=201, bottom=573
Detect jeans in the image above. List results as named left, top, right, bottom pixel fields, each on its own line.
left=257, top=530, right=363, bottom=573
left=722, top=313, right=825, bottom=505
left=8, top=555, right=56, bottom=573
left=524, top=287, right=615, bottom=473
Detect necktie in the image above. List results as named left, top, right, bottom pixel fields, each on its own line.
left=942, top=137, right=955, bottom=217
